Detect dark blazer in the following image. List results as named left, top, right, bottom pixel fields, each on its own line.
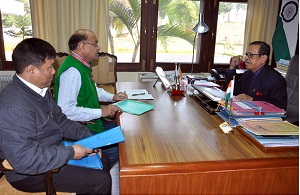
left=225, top=65, right=287, bottom=110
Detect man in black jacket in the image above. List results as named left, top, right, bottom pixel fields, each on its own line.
left=225, top=41, right=287, bottom=110
left=0, top=38, right=111, bottom=194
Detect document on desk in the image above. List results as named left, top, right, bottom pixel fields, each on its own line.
left=240, top=127, right=299, bottom=147
left=125, top=89, right=154, bottom=100
left=193, top=80, right=221, bottom=88
left=115, top=99, right=155, bottom=115
left=239, top=121, right=299, bottom=136
left=201, top=87, right=225, bottom=102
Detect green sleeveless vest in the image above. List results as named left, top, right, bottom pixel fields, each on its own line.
left=54, top=55, right=104, bottom=133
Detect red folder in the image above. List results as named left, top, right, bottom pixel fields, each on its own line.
left=226, top=100, right=286, bottom=116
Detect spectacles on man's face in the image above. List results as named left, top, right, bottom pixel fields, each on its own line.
left=83, top=42, right=99, bottom=48
left=244, top=52, right=261, bottom=59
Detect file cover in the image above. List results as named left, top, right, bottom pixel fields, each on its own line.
left=63, top=126, right=125, bottom=169
left=115, top=100, right=155, bottom=115
left=221, top=100, right=286, bottom=117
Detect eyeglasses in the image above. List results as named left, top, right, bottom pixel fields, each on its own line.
left=244, top=52, right=261, bottom=58
left=83, top=42, right=99, bottom=48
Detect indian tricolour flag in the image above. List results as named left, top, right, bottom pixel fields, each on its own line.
left=225, top=79, right=234, bottom=107
left=272, top=0, right=299, bottom=61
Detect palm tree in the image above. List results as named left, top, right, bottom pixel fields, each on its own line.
left=109, top=0, right=197, bottom=62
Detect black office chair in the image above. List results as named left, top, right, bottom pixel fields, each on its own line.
left=285, top=54, right=299, bottom=125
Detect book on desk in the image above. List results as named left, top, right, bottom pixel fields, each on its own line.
left=216, top=100, right=298, bottom=153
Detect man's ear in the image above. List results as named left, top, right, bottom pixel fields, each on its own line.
left=261, top=54, right=268, bottom=64
left=26, top=65, right=35, bottom=76
left=78, top=42, right=85, bottom=51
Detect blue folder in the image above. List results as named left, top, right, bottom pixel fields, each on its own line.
left=63, top=126, right=125, bottom=169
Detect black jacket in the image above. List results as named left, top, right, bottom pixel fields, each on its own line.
left=225, top=65, right=287, bottom=110
left=0, top=76, right=92, bottom=182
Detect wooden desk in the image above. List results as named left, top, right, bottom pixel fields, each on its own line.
left=116, top=82, right=299, bottom=194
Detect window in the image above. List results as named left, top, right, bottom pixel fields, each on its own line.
left=0, top=0, right=247, bottom=72
left=109, top=0, right=247, bottom=73
left=214, top=2, right=247, bottom=64
left=0, top=0, right=32, bottom=70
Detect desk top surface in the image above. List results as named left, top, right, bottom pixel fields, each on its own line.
left=116, top=82, right=298, bottom=165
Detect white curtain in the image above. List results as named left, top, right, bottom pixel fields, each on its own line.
left=30, top=0, right=109, bottom=82
left=30, top=0, right=108, bottom=53
left=244, top=0, right=280, bottom=58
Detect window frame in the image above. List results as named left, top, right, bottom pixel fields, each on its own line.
left=0, top=0, right=248, bottom=72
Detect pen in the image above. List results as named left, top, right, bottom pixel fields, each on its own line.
left=132, top=93, right=146, bottom=96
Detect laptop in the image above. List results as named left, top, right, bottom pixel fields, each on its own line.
left=155, top=66, right=172, bottom=89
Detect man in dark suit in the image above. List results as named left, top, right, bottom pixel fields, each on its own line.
left=225, top=41, right=287, bottom=110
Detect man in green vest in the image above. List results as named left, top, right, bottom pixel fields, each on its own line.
left=54, top=29, right=127, bottom=167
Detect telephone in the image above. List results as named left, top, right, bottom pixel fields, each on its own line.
left=210, top=68, right=226, bottom=80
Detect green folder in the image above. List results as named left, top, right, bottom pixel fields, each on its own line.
left=116, top=100, right=155, bottom=115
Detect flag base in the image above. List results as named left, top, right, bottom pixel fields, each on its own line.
left=219, top=121, right=233, bottom=134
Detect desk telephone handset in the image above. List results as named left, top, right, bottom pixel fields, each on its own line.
left=210, top=68, right=226, bottom=80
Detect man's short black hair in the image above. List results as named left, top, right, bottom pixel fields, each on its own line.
left=12, top=38, right=56, bottom=74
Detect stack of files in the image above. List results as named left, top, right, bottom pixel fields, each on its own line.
left=124, top=89, right=154, bottom=100
left=220, top=100, right=286, bottom=118
left=115, top=99, right=155, bottom=115
left=192, top=84, right=225, bottom=102
left=193, top=80, right=221, bottom=87
left=63, top=126, right=125, bottom=169
left=236, top=121, right=299, bottom=153
left=238, top=120, right=299, bottom=136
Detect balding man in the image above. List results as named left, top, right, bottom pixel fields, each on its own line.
left=54, top=29, right=127, bottom=167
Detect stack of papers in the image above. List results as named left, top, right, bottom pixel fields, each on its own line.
left=239, top=121, right=299, bottom=136
left=193, top=80, right=220, bottom=87
left=125, top=89, right=154, bottom=100
left=239, top=127, right=299, bottom=148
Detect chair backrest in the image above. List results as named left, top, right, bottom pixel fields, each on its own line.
left=51, top=52, right=68, bottom=97
left=91, top=52, right=117, bottom=85
left=285, top=54, right=299, bottom=125
left=53, top=52, right=68, bottom=72
left=0, top=71, right=15, bottom=92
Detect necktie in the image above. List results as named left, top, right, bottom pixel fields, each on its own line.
left=250, top=73, right=256, bottom=86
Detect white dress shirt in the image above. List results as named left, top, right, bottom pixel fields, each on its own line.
left=17, top=75, right=48, bottom=97
left=57, top=67, right=114, bottom=121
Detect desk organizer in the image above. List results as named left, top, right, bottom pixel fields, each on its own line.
left=168, top=89, right=185, bottom=96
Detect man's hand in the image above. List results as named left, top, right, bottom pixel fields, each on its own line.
left=229, top=55, right=243, bottom=69
left=113, top=92, right=128, bottom=101
left=72, top=145, right=92, bottom=159
left=101, top=104, right=122, bottom=118
left=234, top=93, right=253, bottom=101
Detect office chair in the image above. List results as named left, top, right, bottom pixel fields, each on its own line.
left=0, top=159, right=58, bottom=195
left=91, top=52, right=117, bottom=94
left=285, top=54, right=299, bottom=125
